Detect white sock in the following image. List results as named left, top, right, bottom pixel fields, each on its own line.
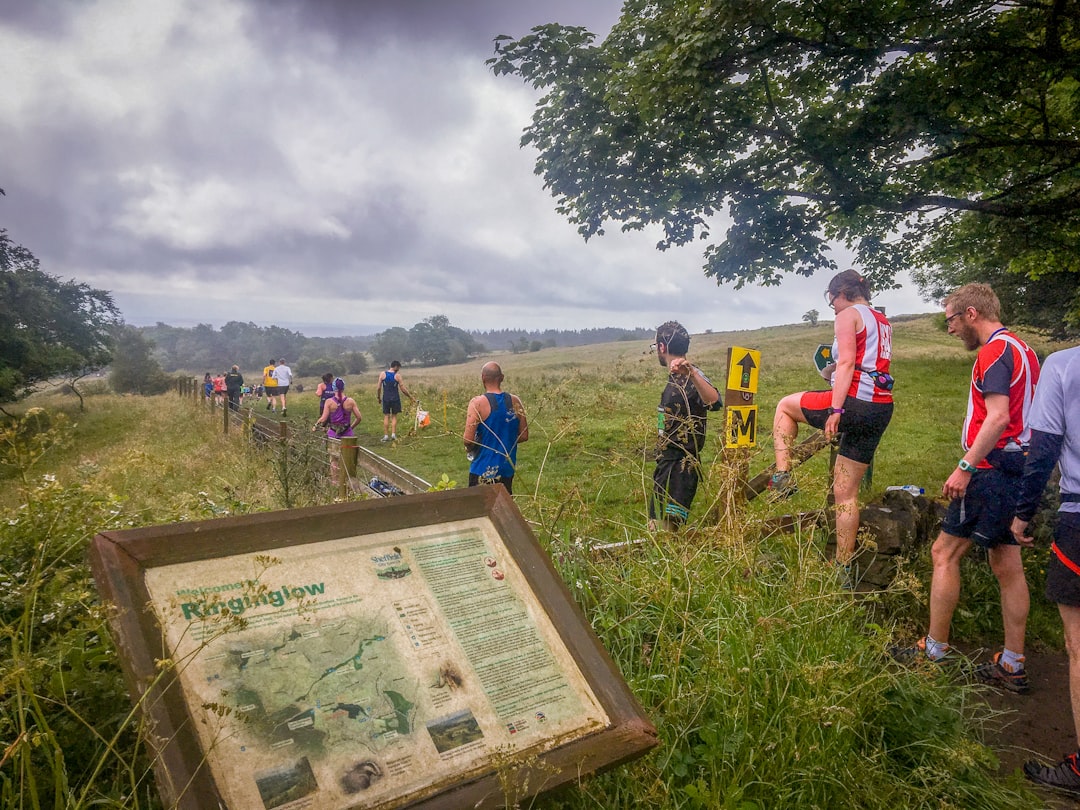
left=1001, top=647, right=1025, bottom=672
left=925, top=635, right=950, bottom=661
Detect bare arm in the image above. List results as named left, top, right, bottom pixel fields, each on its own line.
left=464, top=396, right=483, bottom=450
left=667, top=357, right=720, bottom=406
left=824, top=307, right=860, bottom=439
left=348, top=398, right=363, bottom=428
left=512, top=395, right=529, bottom=443
left=313, top=398, right=333, bottom=429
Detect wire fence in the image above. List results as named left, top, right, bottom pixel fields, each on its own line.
left=176, top=377, right=430, bottom=504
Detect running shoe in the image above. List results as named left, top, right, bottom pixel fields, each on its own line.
left=767, top=471, right=797, bottom=500
left=1025, top=752, right=1080, bottom=797
left=889, top=636, right=958, bottom=665
left=973, top=651, right=1029, bottom=694
left=834, top=561, right=855, bottom=591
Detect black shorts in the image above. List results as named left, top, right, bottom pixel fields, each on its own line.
left=382, top=399, right=402, bottom=415
left=1045, top=513, right=1080, bottom=606
left=275, top=385, right=290, bottom=396
left=941, top=467, right=1020, bottom=549
left=650, top=454, right=700, bottom=524
left=468, top=473, right=513, bottom=495
left=801, top=392, right=893, bottom=465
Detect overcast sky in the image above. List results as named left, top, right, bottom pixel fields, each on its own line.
left=1, top=0, right=932, bottom=337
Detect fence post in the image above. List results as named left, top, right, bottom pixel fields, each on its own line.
left=340, top=436, right=359, bottom=499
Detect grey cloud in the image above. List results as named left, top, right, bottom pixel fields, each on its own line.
left=244, top=0, right=617, bottom=51
left=0, top=0, right=931, bottom=335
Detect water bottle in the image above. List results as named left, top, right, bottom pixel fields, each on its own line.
left=886, top=485, right=924, bottom=496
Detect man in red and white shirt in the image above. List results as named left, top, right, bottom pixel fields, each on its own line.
left=897, top=283, right=1040, bottom=692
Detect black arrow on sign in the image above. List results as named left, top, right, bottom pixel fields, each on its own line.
left=737, top=353, right=757, bottom=388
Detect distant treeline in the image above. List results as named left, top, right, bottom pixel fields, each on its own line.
left=140, top=322, right=373, bottom=376
left=138, top=319, right=654, bottom=375
left=470, top=326, right=654, bottom=352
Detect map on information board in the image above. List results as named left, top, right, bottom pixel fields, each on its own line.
left=143, top=518, right=609, bottom=810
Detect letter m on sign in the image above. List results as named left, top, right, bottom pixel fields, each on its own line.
left=725, top=406, right=757, bottom=449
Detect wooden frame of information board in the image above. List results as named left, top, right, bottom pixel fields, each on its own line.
left=90, top=486, right=657, bottom=810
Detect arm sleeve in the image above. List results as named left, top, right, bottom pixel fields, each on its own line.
left=1014, top=428, right=1065, bottom=521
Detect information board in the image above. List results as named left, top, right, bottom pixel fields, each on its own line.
left=90, top=488, right=657, bottom=810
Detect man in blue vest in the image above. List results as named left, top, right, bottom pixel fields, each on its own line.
left=463, top=362, right=529, bottom=495
left=376, top=360, right=415, bottom=442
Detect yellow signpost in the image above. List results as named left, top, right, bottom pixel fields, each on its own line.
left=723, top=347, right=760, bottom=450
left=725, top=347, right=761, bottom=394
left=725, top=406, right=757, bottom=448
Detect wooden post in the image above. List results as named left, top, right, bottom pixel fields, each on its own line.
left=708, top=346, right=761, bottom=537
left=340, top=436, right=359, bottom=499
left=223, top=400, right=230, bottom=434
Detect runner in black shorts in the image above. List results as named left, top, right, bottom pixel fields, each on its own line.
left=1008, top=345, right=1080, bottom=792
left=771, top=270, right=894, bottom=575
left=891, top=283, right=1038, bottom=691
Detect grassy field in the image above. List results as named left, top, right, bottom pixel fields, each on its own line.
left=0, top=314, right=1071, bottom=809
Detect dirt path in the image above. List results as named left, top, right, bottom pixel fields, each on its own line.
left=975, top=646, right=1080, bottom=808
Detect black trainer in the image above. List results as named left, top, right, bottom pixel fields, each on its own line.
left=889, top=636, right=959, bottom=665
left=973, top=651, right=1029, bottom=694
left=768, top=471, right=797, bottom=501
left=1025, top=752, right=1080, bottom=797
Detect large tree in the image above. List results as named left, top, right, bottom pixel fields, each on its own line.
left=108, top=326, right=171, bottom=396
left=0, top=230, right=122, bottom=405
left=407, top=315, right=485, bottom=367
left=490, top=0, right=1080, bottom=333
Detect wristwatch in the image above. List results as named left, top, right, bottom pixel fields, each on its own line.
left=957, top=459, right=976, bottom=473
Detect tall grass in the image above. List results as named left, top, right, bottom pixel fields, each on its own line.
left=0, top=315, right=1065, bottom=808
left=541, top=529, right=1028, bottom=809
